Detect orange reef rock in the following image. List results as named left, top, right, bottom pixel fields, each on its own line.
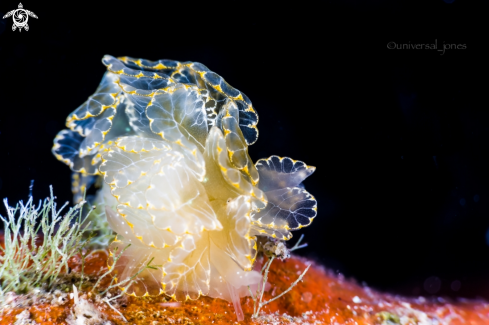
left=2, top=251, right=489, bottom=324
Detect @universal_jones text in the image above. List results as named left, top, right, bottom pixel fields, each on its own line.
left=387, top=40, right=467, bottom=55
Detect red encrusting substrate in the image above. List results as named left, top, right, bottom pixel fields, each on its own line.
left=2, top=249, right=489, bottom=324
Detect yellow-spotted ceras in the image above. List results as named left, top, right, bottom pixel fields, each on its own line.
left=99, top=130, right=263, bottom=301
left=52, top=55, right=261, bottom=203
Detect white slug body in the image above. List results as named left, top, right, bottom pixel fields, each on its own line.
left=52, top=56, right=317, bottom=309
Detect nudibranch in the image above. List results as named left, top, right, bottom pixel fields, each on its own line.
left=52, top=55, right=317, bottom=320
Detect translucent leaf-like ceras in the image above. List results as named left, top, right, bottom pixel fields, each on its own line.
left=105, top=55, right=260, bottom=145
left=52, top=55, right=260, bottom=203
left=52, top=71, right=133, bottom=202
left=101, top=127, right=263, bottom=301
left=252, top=156, right=317, bottom=240
left=101, top=136, right=221, bottom=298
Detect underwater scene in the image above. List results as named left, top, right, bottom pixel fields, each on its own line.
left=0, top=1, right=486, bottom=324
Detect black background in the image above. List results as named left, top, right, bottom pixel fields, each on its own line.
left=1, top=0, right=488, bottom=300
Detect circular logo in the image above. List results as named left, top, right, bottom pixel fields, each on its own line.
left=13, top=9, right=28, bottom=28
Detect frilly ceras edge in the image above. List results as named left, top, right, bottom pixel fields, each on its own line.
left=52, top=55, right=318, bottom=312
